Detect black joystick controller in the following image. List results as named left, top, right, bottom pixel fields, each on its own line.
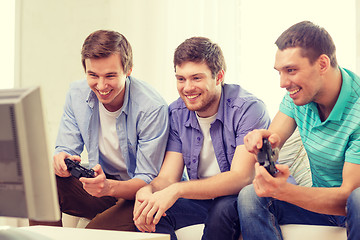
left=64, top=158, right=95, bottom=179
left=257, top=139, right=278, bottom=177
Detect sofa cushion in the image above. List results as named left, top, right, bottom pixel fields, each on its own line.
left=278, top=128, right=312, bottom=187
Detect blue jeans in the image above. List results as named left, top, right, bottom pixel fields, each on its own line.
left=237, top=184, right=360, bottom=240
left=155, top=195, right=240, bottom=240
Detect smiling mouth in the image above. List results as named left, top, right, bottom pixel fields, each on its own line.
left=289, top=88, right=300, bottom=95
left=186, top=94, right=200, bottom=100
left=98, top=90, right=111, bottom=96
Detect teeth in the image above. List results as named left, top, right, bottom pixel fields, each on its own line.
left=99, top=90, right=111, bottom=95
left=289, top=89, right=300, bottom=95
left=186, top=95, right=198, bottom=99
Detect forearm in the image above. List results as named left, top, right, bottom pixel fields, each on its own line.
left=175, top=171, right=253, bottom=200
left=149, top=175, right=177, bottom=193
left=172, top=145, right=256, bottom=200
left=134, top=175, right=178, bottom=199
left=277, top=183, right=349, bottom=216
left=277, top=161, right=360, bottom=216
left=108, top=178, right=147, bottom=200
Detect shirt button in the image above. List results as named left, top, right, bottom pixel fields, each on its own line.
left=197, top=137, right=200, bottom=141
left=192, top=159, right=196, bottom=163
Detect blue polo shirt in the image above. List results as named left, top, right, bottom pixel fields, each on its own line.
left=55, top=76, right=169, bottom=183
left=166, top=84, right=271, bottom=180
left=280, top=67, right=360, bottom=188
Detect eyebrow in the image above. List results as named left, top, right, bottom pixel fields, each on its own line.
left=274, top=65, right=296, bottom=71
left=86, top=71, right=118, bottom=75
left=105, top=72, right=119, bottom=75
left=175, top=73, right=205, bottom=78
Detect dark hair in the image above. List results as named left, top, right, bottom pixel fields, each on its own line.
left=275, top=21, right=338, bottom=68
left=81, top=30, right=133, bottom=73
left=174, top=37, right=226, bottom=79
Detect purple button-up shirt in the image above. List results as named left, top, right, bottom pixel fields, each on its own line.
left=166, top=84, right=271, bottom=180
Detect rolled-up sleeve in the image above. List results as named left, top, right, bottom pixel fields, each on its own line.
left=133, top=104, right=169, bottom=183
left=54, top=89, right=85, bottom=156
left=165, top=110, right=183, bottom=153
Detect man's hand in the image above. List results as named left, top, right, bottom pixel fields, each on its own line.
left=133, top=184, right=180, bottom=232
left=79, top=164, right=112, bottom=197
left=253, top=162, right=290, bottom=199
left=244, top=129, right=281, bottom=155
left=133, top=186, right=157, bottom=232
left=53, top=152, right=81, bottom=177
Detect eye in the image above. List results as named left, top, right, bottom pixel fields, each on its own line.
left=176, top=77, right=185, bottom=82
left=106, top=74, right=117, bottom=79
left=287, top=68, right=296, bottom=74
left=88, top=73, right=98, bottom=79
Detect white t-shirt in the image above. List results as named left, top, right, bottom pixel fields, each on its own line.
left=196, top=113, right=221, bottom=178
left=98, top=102, right=130, bottom=180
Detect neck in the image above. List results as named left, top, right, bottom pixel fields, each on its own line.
left=317, top=67, right=342, bottom=121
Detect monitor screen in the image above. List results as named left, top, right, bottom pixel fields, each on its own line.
left=0, top=86, right=60, bottom=221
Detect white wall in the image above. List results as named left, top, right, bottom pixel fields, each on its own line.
left=14, top=0, right=358, bottom=154
left=357, top=0, right=360, bottom=74
left=16, top=0, right=242, bottom=152
left=238, top=0, right=357, bottom=119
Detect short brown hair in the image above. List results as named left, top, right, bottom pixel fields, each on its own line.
left=81, top=30, right=133, bottom=73
left=275, top=21, right=338, bottom=68
left=174, top=37, right=226, bottom=79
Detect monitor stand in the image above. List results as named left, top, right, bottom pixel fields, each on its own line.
left=0, top=227, right=52, bottom=240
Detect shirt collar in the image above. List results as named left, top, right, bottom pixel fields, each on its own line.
left=216, top=88, right=225, bottom=123
left=326, top=67, right=351, bottom=122
left=309, top=67, right=351, bottom=124
left=121, top=76, right=131, bottom=115
left=86, top=88, right=97, bottom=109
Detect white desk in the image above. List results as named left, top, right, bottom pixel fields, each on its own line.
left=1, top=226, right=170, bottom=240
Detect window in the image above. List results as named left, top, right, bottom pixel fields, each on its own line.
left=0, top=1, right=15, bottom=89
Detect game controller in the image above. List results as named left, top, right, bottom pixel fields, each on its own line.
left=64, top=158, right=95, bottom=179
left=257, top=138, right=279, bottom=176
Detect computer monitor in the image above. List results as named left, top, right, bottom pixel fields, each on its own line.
left=0, top=86, right=60, bottom=222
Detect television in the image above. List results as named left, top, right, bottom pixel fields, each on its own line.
left=0, top=86, right=60, bottom=222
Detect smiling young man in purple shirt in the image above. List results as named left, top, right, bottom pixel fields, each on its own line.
left=133, top=37, right=271, bottom=240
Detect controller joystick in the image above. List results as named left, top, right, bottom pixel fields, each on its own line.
left=64, top=158, right=95, bottom=179
left=257, top=138, right=279, bottom=177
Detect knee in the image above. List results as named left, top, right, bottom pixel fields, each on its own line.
left=237, top=184, right=261, bottom=215
left=238, top=184, right=257, bottom=207
left=208, top=196, right=238, bottom=221
left=203, top=196, right=240, bottom=239
left=347, top=187, right=360, bottom=216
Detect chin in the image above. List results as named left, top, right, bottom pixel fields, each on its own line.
left=292, top=99, right=309, bottom=106
left=184, top=105, right=199, bottom=112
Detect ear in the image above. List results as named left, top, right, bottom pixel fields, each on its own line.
left=318, top=54, right=330, bottom=74
left=126, top=68, right=133, bottom=77
left=216, top=69, right=225, bottom=85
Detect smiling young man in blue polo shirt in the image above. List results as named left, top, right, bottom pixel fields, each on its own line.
left=238, top=21, right=360, bottom=240
left=30, top=30, right=169, bottom=231
left=133, top=37, right=271, bottom=240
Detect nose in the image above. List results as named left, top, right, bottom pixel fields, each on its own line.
left=279, top=72, right=290, bottom=89
left=97, top=77, right=107, bottom=90
left=183, top=80, right=195, bottom=92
